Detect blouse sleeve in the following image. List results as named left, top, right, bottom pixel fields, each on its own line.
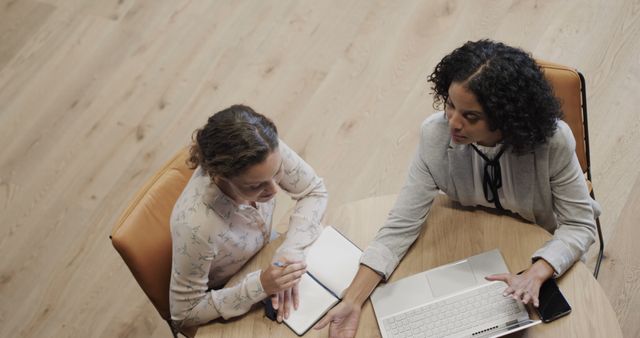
left=272, top=140, right=329, bottom=262
left=531, top=123, right=597, bottom=276
left=170, top=220, right=267, bottom=328
left=360, top=122, right=440, bottom=279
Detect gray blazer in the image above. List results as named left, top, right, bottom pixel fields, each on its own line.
left=361, top=113, right=598, bottom=278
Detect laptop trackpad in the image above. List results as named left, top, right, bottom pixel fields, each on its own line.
left=425, top=260, right=477, bottom=298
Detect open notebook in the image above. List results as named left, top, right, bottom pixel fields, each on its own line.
left=283, top=226, right=362, bottom=335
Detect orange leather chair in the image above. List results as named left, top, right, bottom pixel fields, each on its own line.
left=110, top=147, right=198, bottom=338
left=538, top=60, right=605, bottom=278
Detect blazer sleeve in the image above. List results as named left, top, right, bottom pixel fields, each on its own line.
left=532, top=122, right=597, bottom=276
left=360, top=120, right=441, bottom=279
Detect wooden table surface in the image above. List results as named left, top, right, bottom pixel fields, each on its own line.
left=196, top=194, right=622, bottom=338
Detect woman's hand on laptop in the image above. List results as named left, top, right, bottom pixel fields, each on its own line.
left=485, top=259, right=555, bottom=307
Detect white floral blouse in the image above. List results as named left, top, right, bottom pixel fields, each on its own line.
left=169, top=140, right=328, bottom=327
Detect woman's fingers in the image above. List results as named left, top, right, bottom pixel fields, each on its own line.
left=283, top=288, right=291, bottom=319
left=292, top=283, right=300, bottom=310
left=485, top=268, right=546, bottom=307
left=485, top=273, right=513, bottom=296
left=282, top=262, right=306, bottom=274
left=275, top=264, right=306, bottom=286
left=492, top=273, right=543, bottom=307
left=532, top=295, right=540, bottom=307
left=264, top=260, right=306, bottom=296
left=503, top=286, right=515, bottom=296
left=274, top=288, right=298, bottom=321
left=530, top=283, right=541, bottom=307
left=516, top=286, right=539, bottom=306
left=512, top=288, right=525, bottom=301
left=280, top=277, right=302, bottom=291
left=485, top=273, right=510, bottom=282
left=277, top=291, right=285, bottom=322
left=262, top=260, right=306, bottom=296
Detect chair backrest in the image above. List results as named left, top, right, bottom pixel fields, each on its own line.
left=537, top=60, right=589, bottom=174
left=111, top=148, right=194, bottom=323
left=537, top=60, right=604, bottom=279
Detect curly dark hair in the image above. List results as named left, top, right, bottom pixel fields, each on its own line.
left=427, top=39, right=562, bottom=154
left=188, top=104, right=279, bottom=179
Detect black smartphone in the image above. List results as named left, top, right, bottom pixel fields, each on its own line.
left=262, top=298, right=277, bottom=321
left=536, top=277, right=572, bottom=323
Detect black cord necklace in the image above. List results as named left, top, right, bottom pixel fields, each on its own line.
left=470, top=144, right=506, bottom=210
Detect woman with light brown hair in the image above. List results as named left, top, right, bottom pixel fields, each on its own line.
left=169, top=104, right=328, bottom=330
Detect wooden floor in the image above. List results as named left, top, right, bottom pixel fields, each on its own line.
left=1, top=1, right=639, bottom=337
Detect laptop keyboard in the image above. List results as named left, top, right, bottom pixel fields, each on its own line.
left=381, top=282, right=523, bottom=338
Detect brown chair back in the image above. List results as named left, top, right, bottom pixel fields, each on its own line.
left=538, top=60, right=604, bottom=278
left=111, top=148, right=196, bottom=337
left=538, top=60, right=589, bottom=173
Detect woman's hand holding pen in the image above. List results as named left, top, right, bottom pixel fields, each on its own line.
left=260, top=259, right=306, bottom=322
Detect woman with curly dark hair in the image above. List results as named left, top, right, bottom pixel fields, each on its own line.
left=170, top=105, right=328, bottom=329
left=429, top=39, right=562, bottom=155
left=317, top=40, right=599, bottom=337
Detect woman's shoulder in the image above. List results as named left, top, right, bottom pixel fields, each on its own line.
left=420, top=112, right=449, bottom=137
left=171, top=168, right=222, bottom=232
left=418, top=112, right=451, bottom=151
left=547, top=119, right=576, bottom=152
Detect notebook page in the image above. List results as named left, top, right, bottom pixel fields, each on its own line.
left=305, top=226, right=362, bottom=298
left=284, top=273, right=339, bottom=335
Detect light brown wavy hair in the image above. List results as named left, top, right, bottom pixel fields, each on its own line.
left=188, top=104, right=279, bottom=179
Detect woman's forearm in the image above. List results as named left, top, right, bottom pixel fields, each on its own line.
left=343, top=265, right=384, bottom=306
left=529, top=258, right=555, bottom=281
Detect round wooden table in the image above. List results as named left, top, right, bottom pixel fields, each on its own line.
left=196, top=194, right=622, bottom=338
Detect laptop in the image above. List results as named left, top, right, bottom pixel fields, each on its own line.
left=370, top=249, right=541, bottom=338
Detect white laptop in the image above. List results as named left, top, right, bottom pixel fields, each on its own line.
left=371, top=249, right=540, bottom=338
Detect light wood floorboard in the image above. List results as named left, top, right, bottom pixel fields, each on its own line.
left=1, top=1, right=639, bottom=337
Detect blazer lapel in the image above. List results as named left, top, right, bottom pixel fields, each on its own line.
left=508, top=151, right=535, bottom=221
left=447, top=142, right=475, bottom=205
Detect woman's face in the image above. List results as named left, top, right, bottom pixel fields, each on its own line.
left=218, top=149, right=284, bottom=204
left=445, top=82, right=503, bottom=147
